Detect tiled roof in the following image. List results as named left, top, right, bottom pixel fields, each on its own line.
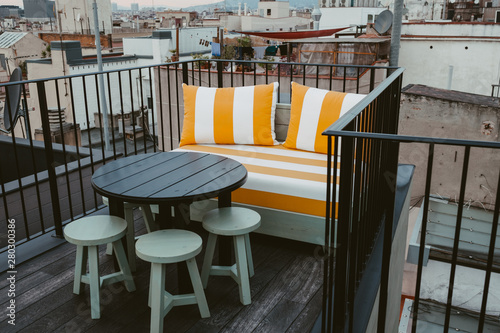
left=402, top=84, right=500, bottom=108
left=0, top=32, right=28, bottom=49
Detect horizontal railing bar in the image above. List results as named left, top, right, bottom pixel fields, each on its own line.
left=324, top=67, right=405, bottom=133
left=323, top=131, right=500, bottom=149
left=0, top=60, right=395, bottom=88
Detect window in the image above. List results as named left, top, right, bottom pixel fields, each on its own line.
left=267, top=9, right=271, bottom=16
left=368, top=14, right=374, bottom=23
left=496, top=10, right=500, bottom=23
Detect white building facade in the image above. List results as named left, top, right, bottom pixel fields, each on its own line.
left=55, top=0, right=112, bottom=35
left=258, top=0, right=290, bottom=19
left=399, top=23, right=500, bottom=96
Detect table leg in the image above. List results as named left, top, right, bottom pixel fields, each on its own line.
left=218, top=192, right=233, bottom=266
left=108, top=198, right=127, bottom=271
left=158, top=204, right=173, bottom=229
left=174, top=203, right=193, bottom=294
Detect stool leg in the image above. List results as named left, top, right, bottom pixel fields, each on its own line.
left=73, top=245, right=87, bottom=295
left=201, top=233, right=217, bottom=288
left=105, top=243, right=113, bottom=256
left=244, top=234, right=254, bottom=278
left=186, top=258, right=210, bottom=318
left=140, top=205, right=158, bottom=232
left=112, top=240, right=136, bottom=292
left=124, top=205, right=137, bottom=272
left=234, top=235, right=251, bottom=305
left=88, top=245, right=101, bottom=319
left=150, top=263, right=166, bottom=333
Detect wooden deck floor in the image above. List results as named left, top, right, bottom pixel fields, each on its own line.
left=0, top=210, right=324, bottom=332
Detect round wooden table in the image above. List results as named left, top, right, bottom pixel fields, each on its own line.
left=91, top=151, right=248, bottom=291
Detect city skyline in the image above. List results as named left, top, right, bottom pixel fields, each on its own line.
left=4, top=0, right=222, bottom=10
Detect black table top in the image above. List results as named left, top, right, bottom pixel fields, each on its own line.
left=91, top=151, right=248, bottom=205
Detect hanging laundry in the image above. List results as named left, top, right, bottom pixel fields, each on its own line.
left=235, top=46, right=243, bottom=60
left=265, top=46, right=278, bottom=56
left=212, top=42, right=221, bottom=57
left=242, top=47, right=254, bottom=58
left=252, top=46, right=267, bottom=59
left=278, top=45, right=288, bottom=56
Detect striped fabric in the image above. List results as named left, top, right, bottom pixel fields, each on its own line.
left=180, top=82, right=279, bottom=146
left=284, top=82, right=365, bottom=154
left=175, top=144, right=339, bottom=218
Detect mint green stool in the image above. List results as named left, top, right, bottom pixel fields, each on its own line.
left=64, top=215, right=136, bottom=319
left=102, top=197, right=158, bottom=272
left=136, top=230, right=210, bottom=333
left=200, top=207, right=261, bottom=305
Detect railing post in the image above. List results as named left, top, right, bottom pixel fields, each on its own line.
left=37, top=81, right=63, bottom=238
left=217, top=61, right=223, bottom=88
left=333, top=124, right=356, bottom=332
left=182, top=61, right=189, bottom=84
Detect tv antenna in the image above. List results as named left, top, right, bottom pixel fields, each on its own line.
left=0, top=67, right=30, bottom=139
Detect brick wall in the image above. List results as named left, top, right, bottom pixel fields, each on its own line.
left=38, top=33, right=112, bottom=48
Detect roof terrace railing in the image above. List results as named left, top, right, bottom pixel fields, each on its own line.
left=1, top=59, right=403, bottom=330
left=323, top=67, right=500, bottom=332
left=0, top=59, right=392, bottom=254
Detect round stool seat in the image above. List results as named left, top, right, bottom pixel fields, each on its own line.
left=136, top=230, right=202, bottom=264
left=64, top=215, right=127, bottom=246
left=202, top=207, right=261, bottom=236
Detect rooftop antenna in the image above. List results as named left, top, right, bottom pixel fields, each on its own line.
left=0, top=67, right=30, bottom=140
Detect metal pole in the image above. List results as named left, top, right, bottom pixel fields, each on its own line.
left=37, top=81, right=63, bottom=238
left=93, top=0, right=110, bottom=150
left=389, top=0, right=404, bottom=67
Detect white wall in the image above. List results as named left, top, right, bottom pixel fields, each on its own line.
left=158, top=28, right=217, bottom=56
left=258, top=1, right=289, bottom=19
left=402, top=22, right=500, bottom=37
left=56, top=0, right=112, bottom=34
left=123, top=37, right=154, bottom=57
left=68, top=59, right=147, bottom=129
left=399, top=23, right=500, bottom=96
left=241, top=16, right=310, bottom=31
left=319, top=7, right=386, bottom=29
left=388, top=0, right=444, bottom=21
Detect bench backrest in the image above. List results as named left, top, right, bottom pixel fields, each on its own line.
left=275, top=103, right=291, bottom=142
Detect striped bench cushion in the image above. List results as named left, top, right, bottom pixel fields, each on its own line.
left=175, top=144, right=339, bottom=217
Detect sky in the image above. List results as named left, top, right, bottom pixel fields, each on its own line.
left=5, top=0, right=222, bottom=10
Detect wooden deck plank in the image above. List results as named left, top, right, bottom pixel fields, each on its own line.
left=253, top=299, right=304, bottom=333
left=219, top=251, right=322, bottom=333
left=0, top=211, right=324, bottom=333
left=286, top=289, right=324, bottom=333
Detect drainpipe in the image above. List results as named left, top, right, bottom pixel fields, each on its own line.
left=389, top=0, right=404, bottom=67
left=447, top=65, right=454, bottom=90
left=93, top=0, right=110, bottom=151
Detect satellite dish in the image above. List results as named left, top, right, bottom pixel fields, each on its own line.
left=374, top=10, right=393, bottom=35
left=2, top=67, right=22, bottom=134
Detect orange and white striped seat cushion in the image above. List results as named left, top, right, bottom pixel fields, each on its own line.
left=180, top=82, right=279, bottom=147
left=284, top=82, right=365, bottom=154
left=176, top=144, right=339, bottom=218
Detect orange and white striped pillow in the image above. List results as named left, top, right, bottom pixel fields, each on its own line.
left=283, top=82, right=365, bottom=154
left=180, top=82, right=279, bottom=146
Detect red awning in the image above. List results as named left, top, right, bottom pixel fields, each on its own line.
left=232, top=28, right=349, bottom=40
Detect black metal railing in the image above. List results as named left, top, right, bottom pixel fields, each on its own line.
left=0, top=59, right=390, bottom=255
left=322, top=65, right=500, bottom=332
